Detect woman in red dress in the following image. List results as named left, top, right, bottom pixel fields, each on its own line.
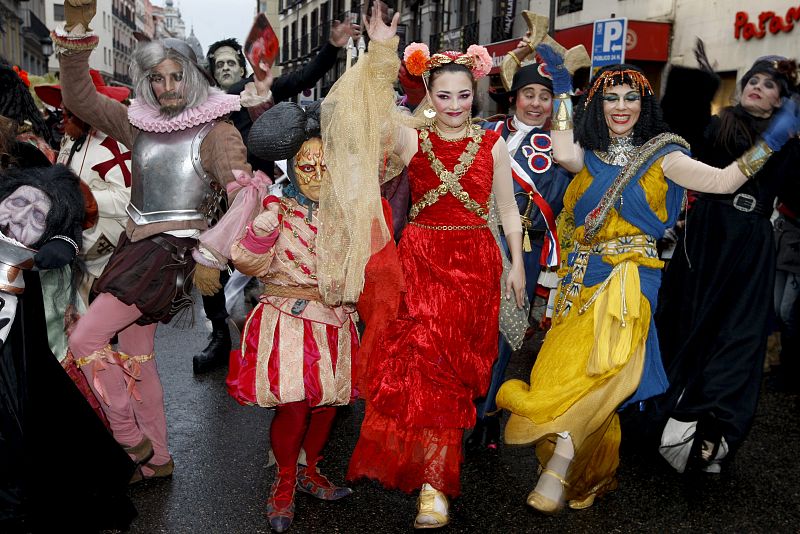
left=328, top=5, right=526, bottom=528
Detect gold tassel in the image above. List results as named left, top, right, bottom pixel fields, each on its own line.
left=523, top=229, right=532, bottom=252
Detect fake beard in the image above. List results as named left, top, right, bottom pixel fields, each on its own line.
left=158, top=92, right=187, bottom=118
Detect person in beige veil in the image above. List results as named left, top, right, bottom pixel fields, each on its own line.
left=320, top=2, right=525, bottom=529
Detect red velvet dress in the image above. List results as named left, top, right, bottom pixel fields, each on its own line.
left=347, top=128, right=502, bottom=497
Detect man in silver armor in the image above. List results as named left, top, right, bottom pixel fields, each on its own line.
left=50, top=2, right=270, bottom=481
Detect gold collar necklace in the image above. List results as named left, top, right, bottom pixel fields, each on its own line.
left=433, top=121, right=471, bottom=142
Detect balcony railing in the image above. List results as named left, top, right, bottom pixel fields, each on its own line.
left=429, top=22, right=480, bottom=53
left=463, top=21, right=479, bottom=47
left=491, top=15, right=507, bottom=43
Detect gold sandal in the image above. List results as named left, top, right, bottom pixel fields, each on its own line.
left=526, top=468, right=568, bottom=515
left=414, top=486, right=449, bottom=529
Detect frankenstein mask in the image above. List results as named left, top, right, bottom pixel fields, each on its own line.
left=212, top=46, right=245, bottom=90
left=0, top=185, right=52, bottom=246
left=294, top=137, right=327, bottom=202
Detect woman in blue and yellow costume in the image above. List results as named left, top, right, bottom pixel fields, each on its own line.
left=496, top=45, right=800, bottom=514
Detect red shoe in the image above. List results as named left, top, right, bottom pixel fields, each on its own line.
left=296, top=458, right=353, bottom=501
left=266, top=467, right=296, bottom=532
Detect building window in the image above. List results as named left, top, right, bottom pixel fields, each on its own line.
left=557, top=0, right=583, bottom=15
left=54, top=4, right=65, bottom=21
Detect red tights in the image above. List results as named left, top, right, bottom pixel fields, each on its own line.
left=271, top=401, right=337, bottom=472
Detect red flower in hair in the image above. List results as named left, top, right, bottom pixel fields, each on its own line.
left=12, top=65, right=30, bottom=88
left=405, top=50, right=429, bottom=77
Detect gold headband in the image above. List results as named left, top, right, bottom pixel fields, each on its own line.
left=428, top=52, right=477, bottom=72
left=585, top=69, right=654, bottom=108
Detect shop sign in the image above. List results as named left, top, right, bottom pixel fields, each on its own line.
left=734, top=6, right=800, bottom=40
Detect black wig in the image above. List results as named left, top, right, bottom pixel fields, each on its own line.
left=0, top=164, right=85, bottom=250
left=0, top=59, right=53, bottom=146
left=574, top=63, right=669, bottom=152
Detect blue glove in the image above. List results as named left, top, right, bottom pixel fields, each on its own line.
left=34, top=238, right=76, bottom=270
left=762, top=97, right=800, bottom=151
left=536, top=43, right=572, bottom=94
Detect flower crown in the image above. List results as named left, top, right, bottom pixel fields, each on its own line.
left=403, top=42, right=492, bottom=80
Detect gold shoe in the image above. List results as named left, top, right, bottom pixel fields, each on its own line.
left=526, top=468, right=568, bottom=515
left=123, top=436, right=154, bottom=465
left=568, top=493, right=596, bottom=510
left=414, top=486, right=449, bottom=529
left=142, top=457, right=174, bottom=479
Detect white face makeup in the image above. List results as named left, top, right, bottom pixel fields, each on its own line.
left=0, top=185, right=51, bottom=246
left=514, top=83, right=553, bottom=127
left=429, top=70, right=474, bottom=130
left=602, top=84, right=642, bottom=138
left=212, top=46, right=244, bottom=90
left=741, top=73, right=782, bottom=118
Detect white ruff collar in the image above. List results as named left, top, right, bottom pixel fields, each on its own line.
left=127, top=89, right=241, bottom=133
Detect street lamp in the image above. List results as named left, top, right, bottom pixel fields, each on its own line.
left=40, top=36, right=54, bottom=57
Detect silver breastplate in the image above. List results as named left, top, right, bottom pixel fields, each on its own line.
left=127, top=121, right=220, bottom=225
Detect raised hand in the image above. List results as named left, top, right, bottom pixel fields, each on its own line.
left=253, top=60, right=273, bottom=93
left=329, top=13, right=362, bottom=48
left=762, top=96, right=800, bottom=151
left=511, top=30, right=534, bottom=60
left=363, top=0, right=400, bottom=43
left=536, top=43, right=572, bottom=94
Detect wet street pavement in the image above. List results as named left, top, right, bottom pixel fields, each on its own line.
left=127, top=297, right=800, bottom=533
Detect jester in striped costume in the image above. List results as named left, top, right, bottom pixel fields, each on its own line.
left=468, top=61, right=572, bottom=451
left=223, top=101, right=357, bottom=533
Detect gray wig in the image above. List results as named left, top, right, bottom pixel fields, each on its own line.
left=130, top=40, right=209, bottom=111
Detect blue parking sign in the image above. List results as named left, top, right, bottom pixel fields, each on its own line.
left=591, top=18, right=628, bottom=72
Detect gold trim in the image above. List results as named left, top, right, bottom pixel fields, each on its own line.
left=408, top=126, right=488, bottom=221
left=736, top=139, right=773, bottom=179
left=506, top=51, right=522, bottom=68
left=551, top=94, right=573, bottom=131
left=409, top=222, right=488, bottom=231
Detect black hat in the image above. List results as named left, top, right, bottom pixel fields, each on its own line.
left=740, top=56, right=798, bottom=97
left=248, top=101, right=322, bottom=161
left=489, top=62, right=553, bottom=104
left=510, top=63, right=554, bottom=93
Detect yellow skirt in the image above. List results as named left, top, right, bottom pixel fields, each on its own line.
left=496, top=261, right=649, bottom=502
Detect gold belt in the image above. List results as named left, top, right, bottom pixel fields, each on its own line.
left=577, top=234, right=658, bottom=258
left=263, top=283, right=322, bottom=301
left=409, top=221, right=488, bottom=231
left=554, top=234, right=656, bottom=319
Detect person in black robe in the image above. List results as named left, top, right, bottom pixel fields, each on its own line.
left=653, top=52, right=800, bottom=473
left=0, top=163, right=137, bottom=532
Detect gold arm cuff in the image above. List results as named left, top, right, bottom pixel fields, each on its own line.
left=736, top=139, right=774, bottom=179
left=506, top=51, right=522, bottom=67
left=551, top=93, right=573, bottom=131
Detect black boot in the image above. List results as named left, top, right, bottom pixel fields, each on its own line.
left=192, top=319, right=231, bottom=374
left=465, top=415, right=501, bottom=454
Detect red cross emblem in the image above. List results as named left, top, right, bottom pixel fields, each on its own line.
left=91, top=136, right=132, bottom=187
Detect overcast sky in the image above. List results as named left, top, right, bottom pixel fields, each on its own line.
left=155, top=0, right=259, bottom=55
